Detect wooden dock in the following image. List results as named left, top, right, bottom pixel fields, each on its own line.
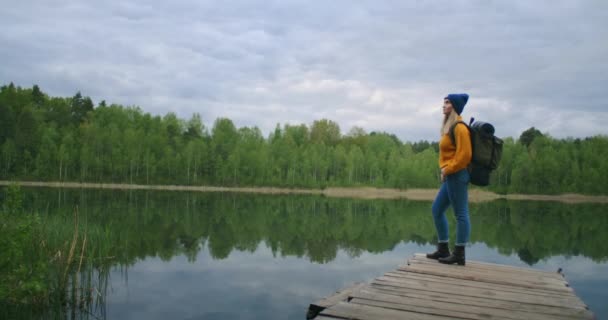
left=307, top=253, right=594, bottom=319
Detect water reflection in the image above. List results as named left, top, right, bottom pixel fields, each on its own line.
left=16, top=188, right=608, bottom=319
left=102, top=242, right=608, bottom=320
left=24, top=189, right=608, bottom=265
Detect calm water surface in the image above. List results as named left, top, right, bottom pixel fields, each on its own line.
left=18, top=189, right=608, bottom=319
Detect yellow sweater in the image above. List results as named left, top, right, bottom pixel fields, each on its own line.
left=439, top=116, right=472, bottom=175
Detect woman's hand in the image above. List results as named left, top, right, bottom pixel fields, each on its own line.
left=441, top=168, right=446, bottom=182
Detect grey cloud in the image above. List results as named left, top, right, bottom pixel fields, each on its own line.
left=105, top=242, right=406, bottom=319
left=1, top=0, right=606, bottom=141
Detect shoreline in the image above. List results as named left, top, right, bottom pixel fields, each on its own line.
left=1, top=180, right=607, bottom=204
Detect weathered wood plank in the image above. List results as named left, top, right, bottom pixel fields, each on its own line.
left=365, top=284, right=593, bottom=319
left=399, top=264, right=572, bottom=293
left=320, top=301, right=452, bottom=320
left=411, top=254, right=565, bottom=280
left=307, top=282, right=365, bottom=319
left=310, top=254, right=594, bottom=320
left=374, top=276, right=584, bottom=309
left=350, top=298, right=499, bottom=320
left=311, top=282, right=366, bottom=308
left=372, top=276, right=587, bottom=309
left=390, top=266, right=572, bottom=295
left=406, top=258, right=567, bottom=286
left=365, top=284, right=591, bottom=319
left=398, top=265, right=572, bottom=296
left=384, top=271, right=575, bottom=298
left=405, top=259, right=568, bottom=287
left=352, top=288, right=589, bottom=320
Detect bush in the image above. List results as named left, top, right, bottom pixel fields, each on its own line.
left=0, top=184, right=49, bottom=305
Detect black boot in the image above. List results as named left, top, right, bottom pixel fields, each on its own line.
left=438, top=245, right=465, bottom=265
left=426, top=242, right=450, bottom=260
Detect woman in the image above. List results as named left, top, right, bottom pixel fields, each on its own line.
left=426, top=93, right=472, bottom=265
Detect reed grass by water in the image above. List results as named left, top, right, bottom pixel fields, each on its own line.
left=0, top=184, right=111, bottom=319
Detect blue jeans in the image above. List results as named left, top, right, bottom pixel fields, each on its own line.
left=431, top=169, right=470, bottom=246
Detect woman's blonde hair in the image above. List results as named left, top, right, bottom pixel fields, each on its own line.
left=440, top=110, right=459, bottom=136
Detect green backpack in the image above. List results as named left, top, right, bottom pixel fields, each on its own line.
left=449, top=118, right=503, bottom=186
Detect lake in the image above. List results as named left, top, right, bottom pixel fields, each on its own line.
left=13, top=188, right=608, bottom=319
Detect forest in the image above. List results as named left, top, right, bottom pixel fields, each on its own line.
left=1, top=83, right=607, bottom=195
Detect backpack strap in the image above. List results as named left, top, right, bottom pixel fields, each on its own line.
left=449, top=121, right=469, bottom=147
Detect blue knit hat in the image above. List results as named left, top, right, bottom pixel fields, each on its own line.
left=445, top=93, right=469, bottom=115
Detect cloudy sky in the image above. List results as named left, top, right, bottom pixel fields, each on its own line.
left=1, top=0, right=607, bottom=141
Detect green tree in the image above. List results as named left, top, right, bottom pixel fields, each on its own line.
left=57, top=132, right=75, bottom=181
left=15, top=105, right=40, bottom=155
left=519, top=127, right=543, bottom=148
left=310, top=119, right=341, bottom=146
left=70, top=92, right=94, bottom=124
left=31, top=84, right=45, bottom=107
left=34, top=126, right=58, bottom=179
left=1, top=139, right=17, bottom=178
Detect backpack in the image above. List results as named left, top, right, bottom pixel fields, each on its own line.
left=449, top=118, right=503, bottom=186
